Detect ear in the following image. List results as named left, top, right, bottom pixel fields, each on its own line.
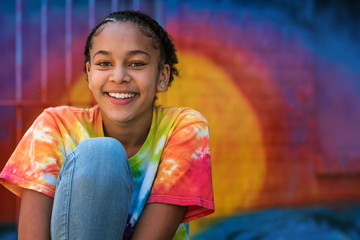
left=86, top=61, right=93, bottom=90
left=157, top=64, right=170, bottom=92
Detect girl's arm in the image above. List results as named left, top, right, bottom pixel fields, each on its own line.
left=130, top=203, right=187, bottom=240
left=18, top=189, right=53, bottom=240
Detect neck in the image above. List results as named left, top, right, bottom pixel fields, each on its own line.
left=101, top=108, right=153, bottom=158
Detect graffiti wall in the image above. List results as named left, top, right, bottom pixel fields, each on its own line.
left=1, top=0, right=360, bottom=239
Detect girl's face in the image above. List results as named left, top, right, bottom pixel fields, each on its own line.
left=86, top=22, right=170, bottom=126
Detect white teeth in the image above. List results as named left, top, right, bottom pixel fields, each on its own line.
left=109, top=92, right=135, bottom=99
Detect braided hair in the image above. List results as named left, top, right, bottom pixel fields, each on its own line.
left=84, top=10, right=179, bottom=85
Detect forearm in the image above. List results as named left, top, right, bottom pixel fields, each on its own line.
left=131, top=203, right=187, bottom=240
left=18, top=189, right=53, bottom=240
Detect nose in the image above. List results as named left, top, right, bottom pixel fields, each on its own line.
left=109, top=65, right=130, bottom=83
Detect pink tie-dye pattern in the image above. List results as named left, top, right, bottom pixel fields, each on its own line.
left=0, top=105, right=214, bottom=239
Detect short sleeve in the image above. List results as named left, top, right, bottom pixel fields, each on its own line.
left=147, top=110, right=215, bottom=223
left=0, top=111, right=65, bottom=198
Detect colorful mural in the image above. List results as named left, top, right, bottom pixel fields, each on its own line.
left=1, top=0, right=360, bottom=239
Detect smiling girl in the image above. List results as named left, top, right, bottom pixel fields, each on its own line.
left=0, top=10, right=214, bottom=240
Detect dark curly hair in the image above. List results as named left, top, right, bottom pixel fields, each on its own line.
left=84, top=10, right=179, bottom=85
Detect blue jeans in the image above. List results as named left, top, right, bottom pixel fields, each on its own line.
left=50, top=137, right=134, bottom=239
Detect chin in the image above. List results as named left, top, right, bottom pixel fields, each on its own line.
left=110, top=114, right=134, bottom=123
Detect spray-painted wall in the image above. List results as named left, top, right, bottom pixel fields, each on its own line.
left=1, top=0, right=360, bottom=239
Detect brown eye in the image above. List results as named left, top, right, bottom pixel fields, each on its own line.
left=97, top=61, right=112, bottom=67
left=129, top=62, right=145, bottom=67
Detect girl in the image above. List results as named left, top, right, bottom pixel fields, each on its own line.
left=0, top=10, right=214, bottom=239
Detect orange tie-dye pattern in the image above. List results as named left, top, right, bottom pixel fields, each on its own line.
left=0, top=105, right=214, bottom=240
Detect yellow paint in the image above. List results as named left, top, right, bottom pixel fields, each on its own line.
left=157, top=52, right=266, bottom=232
left=70, top=75, right=93, bottom=107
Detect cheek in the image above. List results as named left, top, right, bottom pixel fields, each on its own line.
left=88, top=71, right=106, bottom=88
left=136, top=71, right=158, bottom=87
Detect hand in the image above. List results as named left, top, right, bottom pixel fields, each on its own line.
left=130, top=203, right=187, bottom=240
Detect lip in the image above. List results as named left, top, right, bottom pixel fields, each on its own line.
left=106, top=89, right=137, bottom=94
left=105, top=91, right=138, bottom=105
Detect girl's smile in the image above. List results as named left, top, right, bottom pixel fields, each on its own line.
left=106, top=91, right=138, bottom=105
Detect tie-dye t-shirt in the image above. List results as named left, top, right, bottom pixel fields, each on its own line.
left=0, top=105, right=214, bottom=239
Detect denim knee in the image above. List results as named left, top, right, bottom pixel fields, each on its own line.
left=51, top=137, right=133, bottom=240
left=67, top=137, right=133, bottom=191
left=75, top=137, right=127, bottom=161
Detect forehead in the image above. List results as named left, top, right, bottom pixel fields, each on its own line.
left=91, top=22, right=159, bottom=56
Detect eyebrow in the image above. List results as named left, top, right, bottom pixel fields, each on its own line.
left=93, top=50, right=111, bottom=60
left=127, top=50, right=150, bottom=58
left=92, top=49, right=150, bottom=60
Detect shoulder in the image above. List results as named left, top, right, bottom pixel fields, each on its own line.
left=155, top=105, right=208, bottom=127
left=39, top=105, right=101, bottom=127
left=43, top=105, right=100, bottom=118
left=27, top=105, right=101, bottom=136
left=177, top=108, right=208, bottom=126
left=154, top=106, right=209, bottom=142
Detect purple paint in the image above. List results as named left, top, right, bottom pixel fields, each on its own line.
left=41, top=0, right=48, bottom=102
